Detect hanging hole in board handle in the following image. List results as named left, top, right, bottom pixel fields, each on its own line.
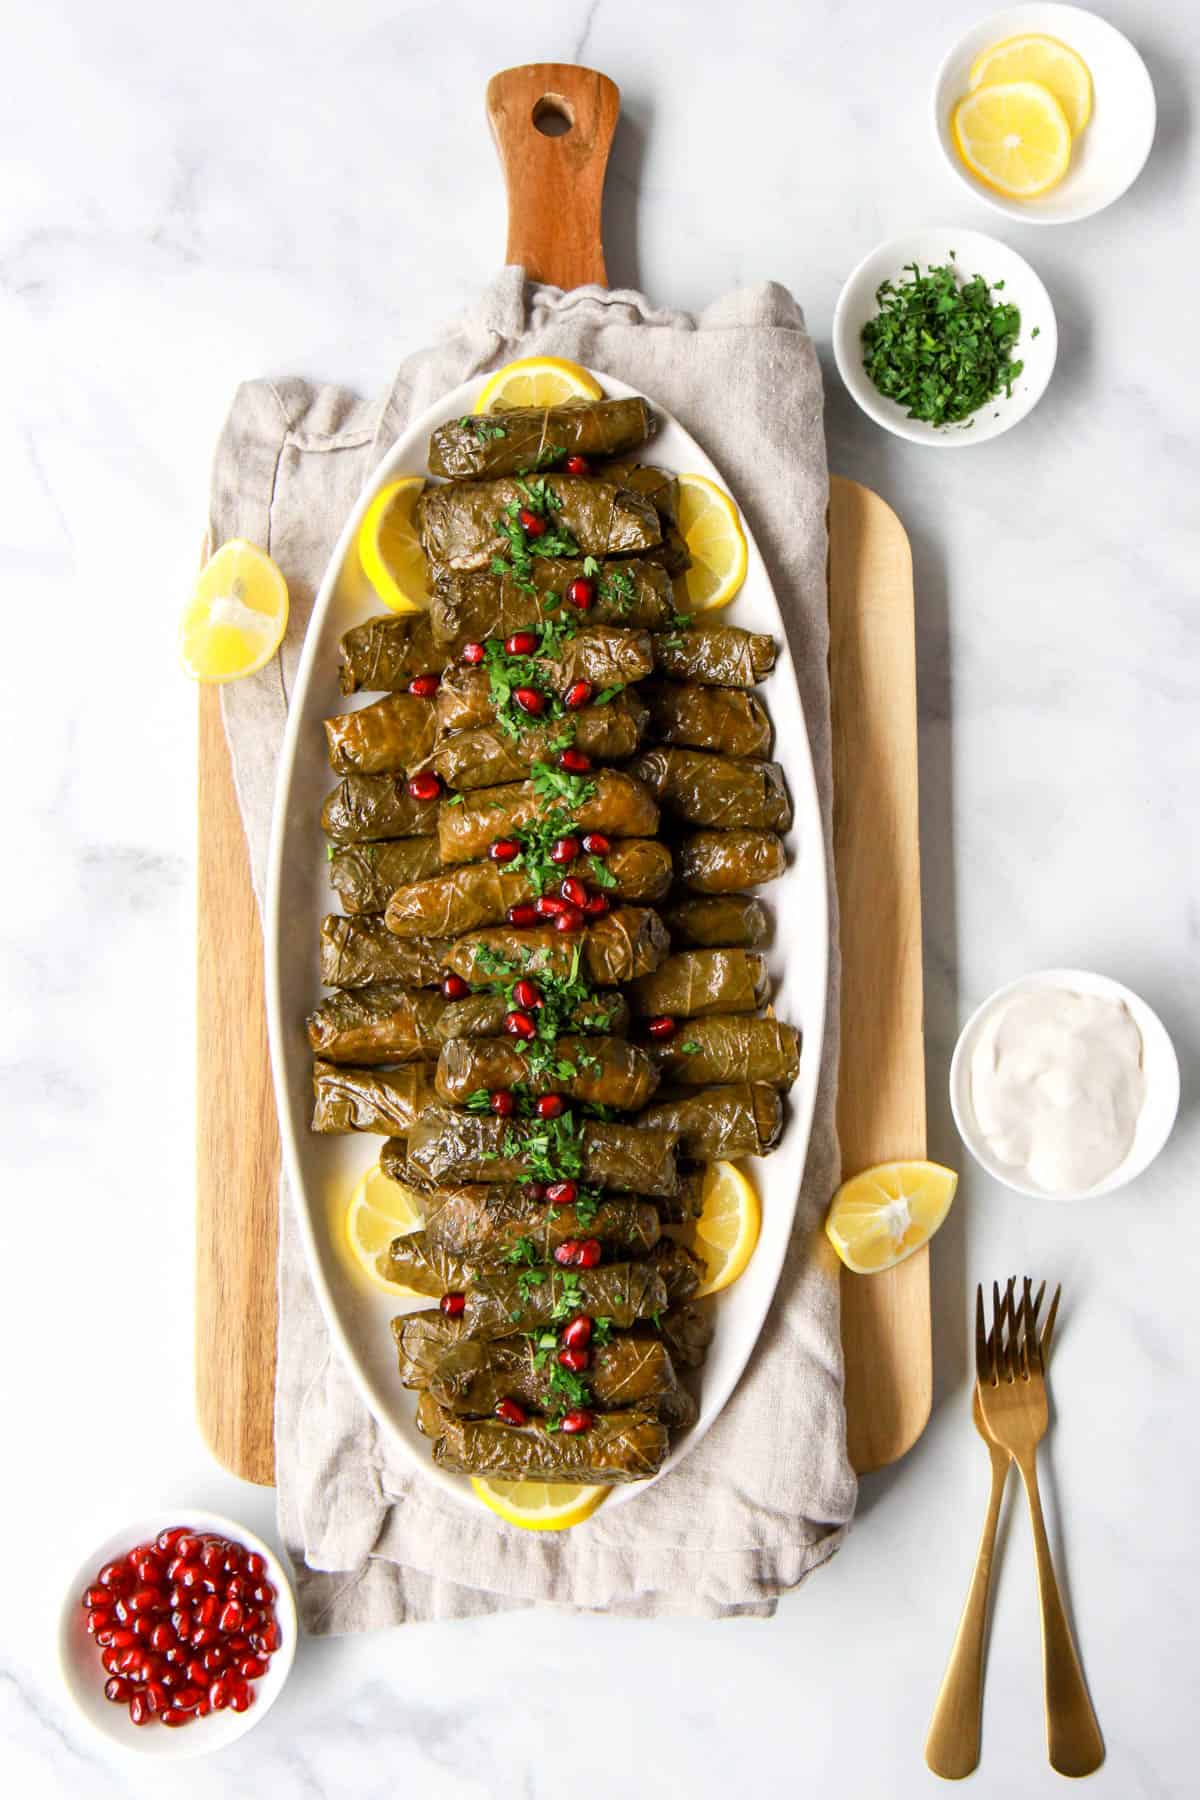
left=532, top=94, right=574, bottom=137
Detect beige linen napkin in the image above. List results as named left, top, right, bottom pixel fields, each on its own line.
left=209, top=269, right=857, bottom=1631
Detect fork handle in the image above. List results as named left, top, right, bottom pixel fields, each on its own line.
left=1013, top=1447, right=1105, bottom=1776
left=924, top=1453, right=1008, bottom=1779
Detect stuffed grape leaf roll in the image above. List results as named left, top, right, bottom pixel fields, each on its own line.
left=311, top=1061, right=439, bottom=1135
left=434, top=989, right=629, bottom=1042
left=653, top=1016, right=800, bottom=1089
left=651, top=624, right=776, bottom=688
left=626, top=950, right=769, bottom=1019
left=384, top=840, right=670, bottom=939
left=339, top=612, right=445, bottom=695
left=437, top=771, right=658, bottom=865
left=662, top=893, right=770, bottom=948
left=429, top=690, right=647, bottom=790
left=427, top=397, right=652, bottom=481
left=628, top=747, right=791, bottom=831
left=440, top=909, right=669, bottom=987
left=402, top=1106, right=679, bottom=1195
left=676, top=830, right=786, bottom=893
left=417, top=1395, right=669, bottom=1484
left=643, top=681, right=772, bottom=758
left=306, top=984, right=446, bottom=1065
left=421, top=1187, right=661, bottom=1265
left=418, top=476, right=661, bottom=574
left=434, top=630, right=654, bottom=735
left=639, top=1083, right=783, bottom=1159
left=435, top=1034, right=659, bottom=1110
left=321, top=772, right=440, bottom=844
left=450, top=1260, right=668, bottom=1342
left=319, top=916, right=451, bottom=990
left=659, top=1300, right=716, bottom=1368
left=429, top=558, right=675, bottom=645
left=426, top=1335, right=694, bottom=1426
left=324, top=691, right=439, bottom=777
left=329, top=839, right=441, bottom=914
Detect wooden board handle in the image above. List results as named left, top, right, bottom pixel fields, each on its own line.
left=486, top=63, right=619, bottom=290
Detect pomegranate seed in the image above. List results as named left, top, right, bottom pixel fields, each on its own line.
left=148, top=1621, right=173, bottom=1651
left=513, top=685, right=546, bottom=715
left=440, top=1292, right=466, bottom=1318
left=134, top=1552, right=164, bottom=1584
left=191, top=1624, right=219, bottom=1649
left=187, top=1658, right=208, bottom=1686
left=646, top=1015, right=678, bottom=1040
left=550, top=835, right=581, bottom=865
left=224, top=1576, right=249, bottom=1602
left=518, top=508, right=546, bottom=537
left=564, top=454, right=590, bottom=476
left=407, top=771, right=441, bottom=802
left=461, top=641, right=485, bottom=665
left=196, top=1593, right=221, bottom=1628
left=197, top=1699, right=212, bottom=1717
left=581, top=831, right=610, bottom=855
left=104, top=1676, right=131, bottom=1704
left=561, top=1313, right=593, bottom=1350
left=177, top=1562, right=204, bottom=1591
left=176, top=1535, right=203, bottom=1560
left=218, top=1600, right=244, bottom=1635
left=118, top=1647, right=142, bottom=1675
left=554, top=1240, right=580, bottom=1267
left=209, top=1677, right=234, bottom=1711
left=86, top=1608, right=113, bottom=1636
left=83, top=1584, right=109, bottom=1609
left=506, top=902, right=538, bottom=927
left=98, top=1560, right=127, bottom=1590
left=489, top=836, right=520, bottom=863
left=202, top=1646, right=228, bottom=1673
left=95, top=1628, right=115, bottom=1648
left=170, top=1608, right=190, bottom=1636
left=161, top=1707, right=194, bottom=1727
left=230, top=1683, right=256, bottom=1714
left=564, top=679, right=593, bottom=710
left=174, top=1684, right=203, bottom=1710
left=559, top=876, right=588, bottom=909
left=200, top=1544, right=225, bottom=1575
left=565, top=577, right=595, bottom=611
left=164, top=1643, right=188, bottom=1666
left=161, top=1667, right=182, bottom=1690
left=583, top=892, right=610, bottom=917
left=244, top=1553, right=267, bottom=1581
left=534, top=894, right=566, bottom=917
left=110, top=1628, right=137, bottom=1651
left=128, top=1693, right=153, bottom=1726
left=155, top=1528, right=186, bottom=1554
left=576, top=1238, right=602, bottom=1268
left=221, top=1549, right=245, bottom=1577
left=545, top=1179, right=578, bottom=1206
left=489, top=1089, right=515, bottom=1118
left=239, top=1654, right=268, bottom=1679
left=145, top=1680, right=168, bottom=1715
left=408, top=672, right=440, bottom=697
left=226, top=1635, right=251, bottom=1655
left=553, top=905, right=585, bottom=933
left=504, top=631, right=537, bottom=656
left=494, top=1398, right=529, bottom=1426
left=559, top=1409, right=595, bottom=1434
left=536, top=1094, right=567, bottom=1120
left=129, top=1586, right=163, bottom=1614
left=140, top=1651, right=167, bottom=1682
left=112, top=1598, right=131, bottom=1625
left=558, top=1346, right=590, bottom=1373
left=559, top=747, right=591, bottom=773
left=101, top=1649, right=124, bottom=1675
left=441, top=973, right=469, bottom=1000
left=132, top=1615, right=155, bottom=1641
left=511, top=978, right=541, bottom=1010
left=256, top=1619, right=282, bottom=1654
left=503, top=1009, right=536, bottom=1040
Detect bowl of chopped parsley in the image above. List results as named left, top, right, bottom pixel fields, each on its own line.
left=832, top=226, right=1057, bottom=445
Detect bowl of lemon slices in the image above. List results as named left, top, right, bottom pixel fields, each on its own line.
left=933, top=4, right=1155, bottom=224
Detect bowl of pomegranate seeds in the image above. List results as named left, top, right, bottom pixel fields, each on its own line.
left=57, top=1510, right=296, bottom=1757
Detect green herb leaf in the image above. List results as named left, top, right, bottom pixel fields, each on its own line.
left=860, top=260, right=1024, bottom=428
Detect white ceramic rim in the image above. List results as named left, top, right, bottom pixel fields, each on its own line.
left=949, top=967, right=1180, bottom=1201
left=56, top=1508, right=297, bottom=1759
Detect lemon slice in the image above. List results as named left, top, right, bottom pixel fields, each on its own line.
left=358, top=477, right=430, bottom=614
left=475, top=356, right=603, bottom=413
left=669, top=1160, right=761, bottom=1297
left=969, top=34, right=1093, bottom=136
left=345, top=1163, right=426, bottom=1294
left=675, top=474, right=748, bottom=613
left=952, top=81, right=1072, bottom=199
left=825, top=1161, right=958, bottom=1274
left=470, top=1477, right=609, bottom=1531
left=179, top=540, right=288, bottom=683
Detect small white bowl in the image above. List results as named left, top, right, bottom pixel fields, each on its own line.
left=932, top=4, right=1156, bottom=225
left=950, top=968, right=1180, bottom=1201
left=57, top=1509, right=296, bottom=1760
left=832, top=226, right=1057, bottom=447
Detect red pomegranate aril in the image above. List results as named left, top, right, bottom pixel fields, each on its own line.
left=536, top=1094, right=568, bottom=1119
left=161, top=1707, right=194, bottom=1727
left=218, top=1600, right=245, bottom=1635
left=581, top=831, right=610, bottom=855
left=565, top=577, right=595, bottom=610
left=226, top=1634, right=251, bottom=1655
left=144, top=1681, right=168, bottom=1715
left=255, top=1619, right=282, bottom=1654
left=554, top=1240, right=581, bottom=1267
left=149, top=1621, right=174, bottom=1651
left=133, top=1615, right=155, bottom=1642
left=441, top=973, right=469, bottom=1000
left=95, top=1628, right=115, bottom=1648
left=191, top=1624, right=219, bottom=1650
left=129, top=1586, right=163, bottom=1614
left=560, top=1409, right=595, bottom=1434
left=175, top=1535, right=203, bottom=1560
left=224, top=1576, right=249, bottom=1602
left=503, top=1008, right=537, bottom=1039
left=407, top=771, right=441, bottom=802
left=558, top=1346, right=590, bottom=1373
left=104, top=1676, right=132, bottom=1705
left=494, top=1398, right=529, bottom=1427
left=646, top=1015, right=678, bottom=1041
left=564, top=679, right=593, bottom=710
left=408, top=672, right=440, bottom=697
left=230, top=1683, right=256, bottom=1714
left=576, top=1238, right=602, bottom=1269
left=550, top=836, right=581, bottom=865
left=196, top=1593, right=221, bottom=1628
left=128, top=1693, right=153, bottom=1726
left=202, top=1646, right=228, bottom=1674
left=564, top=454, right=590, bottom=476
left=112, top=1598, right=132, bottom=1625
left=583, top=892, right=610, bottom=917
left=239, top=1655, right=268, bottom=1680
left=513, top=685, right=546, bottom=716
left=461, top=640, right=485, bottom=665
left=134, top=1553, right=164, bottom=1584
left=518, top=507, right=546, bottom=537
left=244, top=1552, right=267, bottom=1581
left=221, top=1548, right=245, bottom=1577
left=200, top=1544, right=225, bottom=1575
left=559, top=876, right=588, bottom=909
left=119, top=1647, right=143, bottom=1675
left=545, top=1179, right=578, bottom=1206
left=170, top=1608, right=190, bottom=1636
left=504, top=630, right=537, bottom=656
left=511, top=978, right=541, bottom=1010
left=489, top=1089, right=515, bottom=1118
left=86, top=1608, right=113, bottom=1636
left=101, top=1648, right=124, bottom=1675
left=164, top=1643, right=188, bottom=1667
left=84, top=1584, right=110, bottom=1610
left=187, top=1658, right=208, bottom=1686
left=98, top=1560, right=127, bottom=1590
left=561, top=1313, right=593, bottom=1350
left=155, top=1527, right=186, bottom=1555
left=173, top=1685, right=203, bottom=1710
left=110, top=1628, right=137, bottom=1651
left=559, top=747, right=591, bottom=773
left=506, top=901, right=538, bottom=927
left=553, top=905, right=585, bottom=933
left=440, top=1291, right=466, bottom=1318
left=489, top=836, right=520, bottom=863
left=209, top=1677, right=234, bottom=1711
left=177, top=1562, right=204, bottom=1591
left=534, top=894, right=566, bottom=917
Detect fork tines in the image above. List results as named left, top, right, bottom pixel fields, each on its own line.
left=975, top=1278, right=1063, bottom=1384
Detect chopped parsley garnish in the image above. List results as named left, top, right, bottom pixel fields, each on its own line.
left=573, top=1190, right=600, bottom=1229
left=503, top=1235, right=541, bottom=1268
left=591, top=1315, right=613, bottom=1347
left=860, top=257, right=1024, bottom=428
left=461, top=415, right=508, bottom=443
left=491, top=479, right=579, bottom=591
left=587, top=854, right=617, bottom=891
left=550, top=1269, right=586, bottom=1320
left=679, top=1040, right=702, bottom=1055
left=530, top=760, right=596, bottom=811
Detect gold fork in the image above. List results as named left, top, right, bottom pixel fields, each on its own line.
left=925, top=1281, right=1059, bottom=1780
left=976, top=1278, right=1104, bottom=1777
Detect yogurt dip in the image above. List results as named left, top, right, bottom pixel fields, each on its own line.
left=968, top=987, right=1145, bottom=1195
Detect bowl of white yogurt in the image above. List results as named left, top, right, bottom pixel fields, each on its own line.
left=950, top=969, right=1179, bottom=1201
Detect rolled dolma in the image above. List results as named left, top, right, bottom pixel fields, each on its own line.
left=339, top=611, right=445, bottom=695
left=428, top=397, right=652, bottom=482
left=321, top=772, right=440, bottom=843
left=649, top=1239, right=705, bottom=1305
left=438, top=770, right=658, bottom=865
left=434, top=630, right=654, bottom=735
left=440, top=909, right=670, bottom=988
left=418, top=1394, right=670, bottom=1484
left=328, top=838, right=442, bottom=914
left=306, top=984, right=447, bottom=1065
left=628, top=747, right=792, bottom=831
left=435, top=1034, right=660, bottom=1110
left=651, top=624, right=776, bottom=688
left=652, top=1016, right=800, bottom=1089
left=430, top=558, right=675, bottom=645
left=311, top=1061, right=439, bottom=1135
left=418, top=476, right=661, bottom=574
left=599, top=461, right=679, bottom=526
left=403, top=1106, right=679, bottom=1196
left=393, top=1310, right=459, bottom=1387
left=324, top=691, right=439, bottom=777
left=421, top=1187, right=661, bottom=1265
left=662, top=893, right=770, bottom=949
left=435, top=989, right=629, bottom=1042
left=427, top=1335, right=694, bottom=1427
left=676, top=830, right=786, bottom=893
left=379, top=1231, right=467, bottom=1297
left=384, top=840, right=671, bottom=939
left=319, top=915, right=451, bottom=990
left=429, top=690, right=647, bottom=790
left=653, top=1167, right=706, bottom=1224
left=627, top=949, right=770, bottom=1019
left=639, top=1083, right=783, bottom=1159
left=452, top=1259, right=669, bottom=1341
left=643, top=681, right=772, bottom=758
left=659, top=1299, right=716, bottom=1368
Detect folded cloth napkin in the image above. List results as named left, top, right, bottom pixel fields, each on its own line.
left=209, top=268, right=857, bottom=1631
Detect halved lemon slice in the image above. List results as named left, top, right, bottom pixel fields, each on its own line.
left=471, top=1477, right=609, bottom=1532
left=179, top=540, right=288, bottom=682
left=358, top=477, right=430, bottom=614
left=670, top=1160, right=761, bottom=1297
left=952, top=81, right=1072, bottom=199
left=475, top=356, right=603, bottom=413
left=969, top=34, right=1093, bottom=136
left=825, top=1161, right=958, bottom=1274
left=675, top=474, right=748, bottom=613
left=345, top=1162, right=426, bottom=1294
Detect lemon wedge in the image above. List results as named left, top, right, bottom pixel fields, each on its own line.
left=969, top=34, right=1093, bottom=136
left=470, top=1477, right=609, bottom=1532
left=952, top=81, right=1073, bottom=199
left=669, top=1160, right=761, bottom=1297
left=179, top=540, right=288, bottom=683
left=674, top=473, right=748, bottom=614
left=358, top=477, right=430, bottom=614
left=345, top=1162, right=426, bottom=1294
left=825, top=1161, right=958, bottom=1275
left=475, top=356, right=603, bottom=412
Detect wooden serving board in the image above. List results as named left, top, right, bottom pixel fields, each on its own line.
left=195, top=63, right=929, bottom=1485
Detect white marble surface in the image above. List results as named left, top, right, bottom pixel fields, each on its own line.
left=2, top=1, right=1197, bottom=1794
